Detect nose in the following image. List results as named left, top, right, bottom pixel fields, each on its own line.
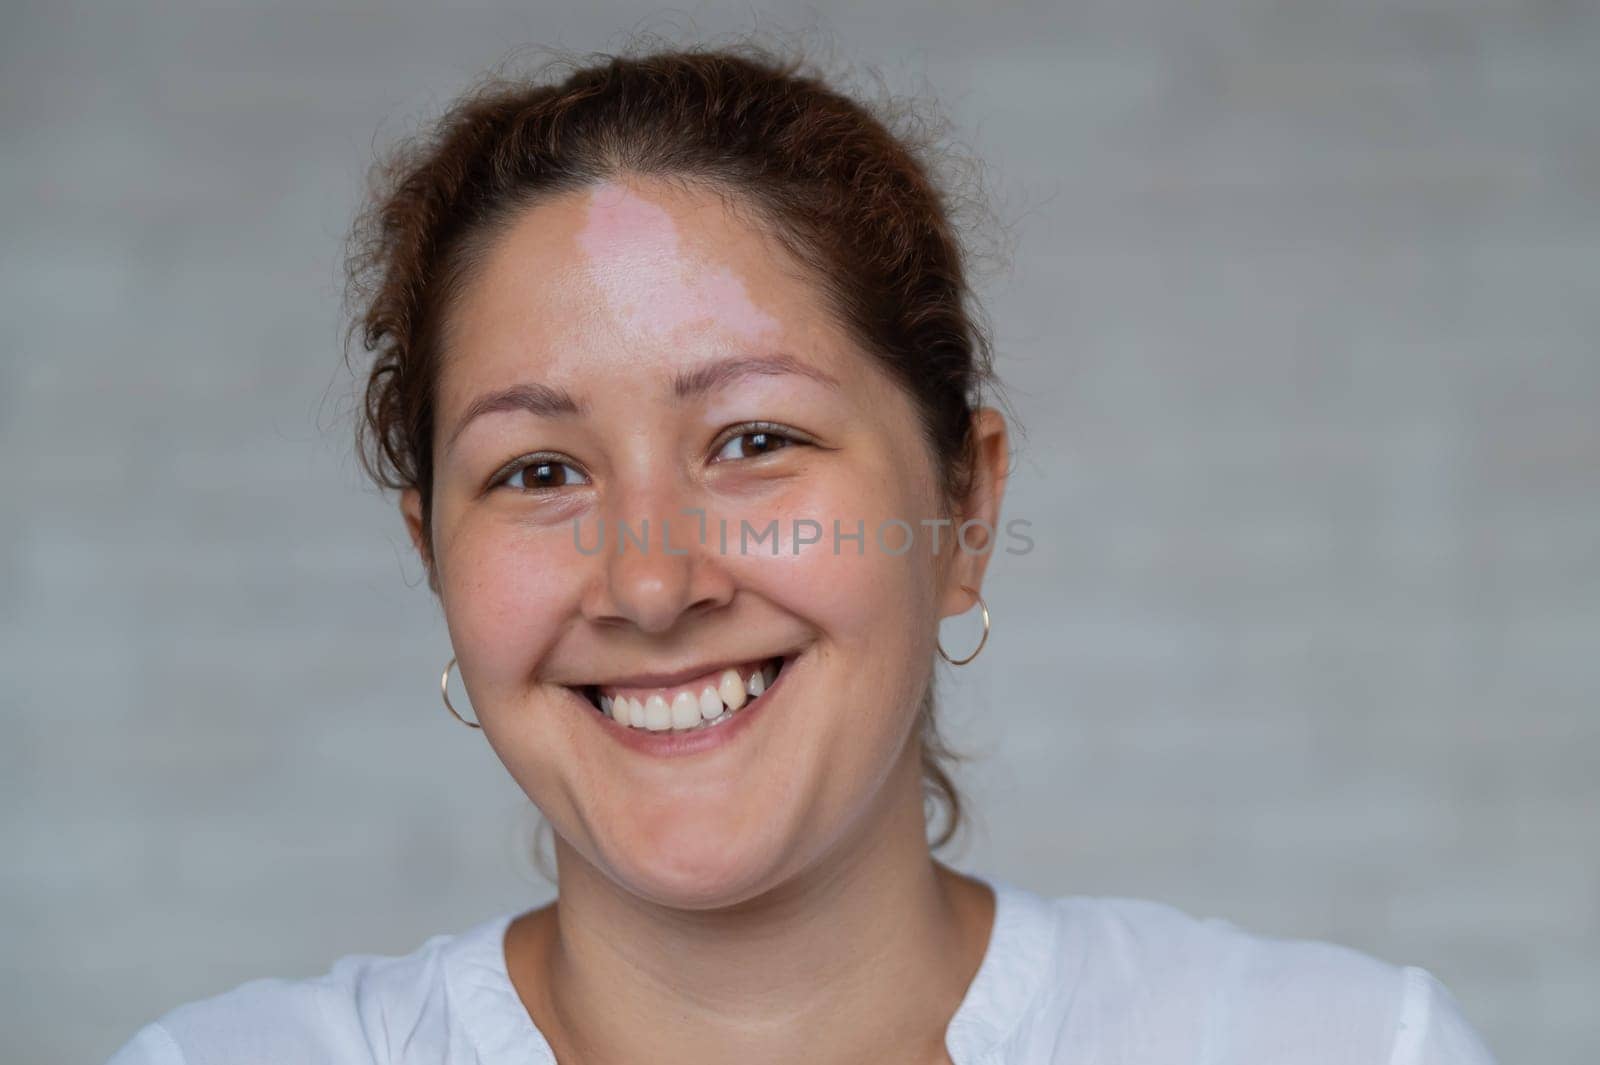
left=580, top=482, right=734, bottom=634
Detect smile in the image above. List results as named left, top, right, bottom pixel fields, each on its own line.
left=574, top=656, right=789, bottom=733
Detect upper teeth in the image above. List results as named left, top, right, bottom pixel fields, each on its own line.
left=598, top=661, right=779, bottom=733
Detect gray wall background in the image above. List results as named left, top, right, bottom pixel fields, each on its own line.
left=3, top=2, right=1595, bottom=1063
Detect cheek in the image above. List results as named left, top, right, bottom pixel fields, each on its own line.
left=439, top=516, right=580, bottom=687
left=734, top=474, right=940, bottom=839
left=775, top=453, right=940, bottom=630
left=721, top=461, right=941, bottom=700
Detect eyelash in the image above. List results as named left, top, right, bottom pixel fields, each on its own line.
left=489, top=422, right=810, bottom=493
left=710, top=421, right=809, bottom=463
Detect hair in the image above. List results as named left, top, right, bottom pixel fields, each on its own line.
left=343, top=36, right=1011, bottom=855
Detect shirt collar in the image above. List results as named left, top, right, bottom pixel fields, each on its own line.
left=944, top=873, right=1063, bottom=1063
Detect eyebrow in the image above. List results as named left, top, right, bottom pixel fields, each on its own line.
left=672, top=353, right=840, bottom=400
left=443, top=382, right=586, bottom=453
left=444, top=354, right=840, bottom=452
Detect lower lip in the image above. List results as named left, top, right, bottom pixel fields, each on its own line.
left=578, top=655, right=795, bottom=758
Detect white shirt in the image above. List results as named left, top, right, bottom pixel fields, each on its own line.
left=105, top=875, right=1498, bottom=1064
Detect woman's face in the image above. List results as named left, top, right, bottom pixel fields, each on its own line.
left=404, top=176, right=1001, bottom=908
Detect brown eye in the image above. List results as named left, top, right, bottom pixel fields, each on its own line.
left=500, top=458, right=589, bottom=492
left=713, top=425, right=803, bottom=462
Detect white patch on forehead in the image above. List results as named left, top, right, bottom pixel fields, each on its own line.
left=574, top=182, right=781, bottom=344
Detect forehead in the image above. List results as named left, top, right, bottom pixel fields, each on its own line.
left=440, top=177, right=853, bottom=396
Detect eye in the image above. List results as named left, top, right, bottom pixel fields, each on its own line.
left=712, top=422, right=808, bottom=463
left=493, top=455, right=591, bottom=493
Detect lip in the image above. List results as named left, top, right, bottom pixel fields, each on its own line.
left=577, top=651, right=799, bottom=758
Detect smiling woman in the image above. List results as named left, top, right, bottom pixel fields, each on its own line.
left=105, top=38, right=1496, bottom=1065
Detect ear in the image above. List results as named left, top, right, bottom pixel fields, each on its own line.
left=939, top=406, right=1011, bottom=619
left=400, top=487, right=437, bottom=592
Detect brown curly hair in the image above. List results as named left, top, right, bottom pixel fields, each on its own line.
left=343, top=39, right=1006, bottom=852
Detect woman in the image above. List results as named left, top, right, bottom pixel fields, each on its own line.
left=108, top=43, right=1496, bottom=1065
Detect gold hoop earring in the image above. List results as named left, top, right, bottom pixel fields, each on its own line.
left=440, top=656, right=482, bottom=729
left=938, top=587, right=990, bottom=666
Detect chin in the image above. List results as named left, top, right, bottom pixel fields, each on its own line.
left=606, top=809, right=790, bottom=910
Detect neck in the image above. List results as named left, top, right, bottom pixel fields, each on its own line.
left=507, top=745, right=995, bottom=1065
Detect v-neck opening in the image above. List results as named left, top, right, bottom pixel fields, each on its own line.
left=445, top=873, right=1058, bottom=1065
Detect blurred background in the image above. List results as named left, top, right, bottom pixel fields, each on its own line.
left=3, top=2, right=1596, bottom=1062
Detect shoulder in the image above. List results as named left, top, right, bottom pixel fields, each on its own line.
left=1011, top=888, right=1497, bottom=1064
left=102, top=915, right=511, bottom=1065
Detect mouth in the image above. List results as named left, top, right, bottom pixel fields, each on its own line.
left=570, top=654, right=792, bottom=734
